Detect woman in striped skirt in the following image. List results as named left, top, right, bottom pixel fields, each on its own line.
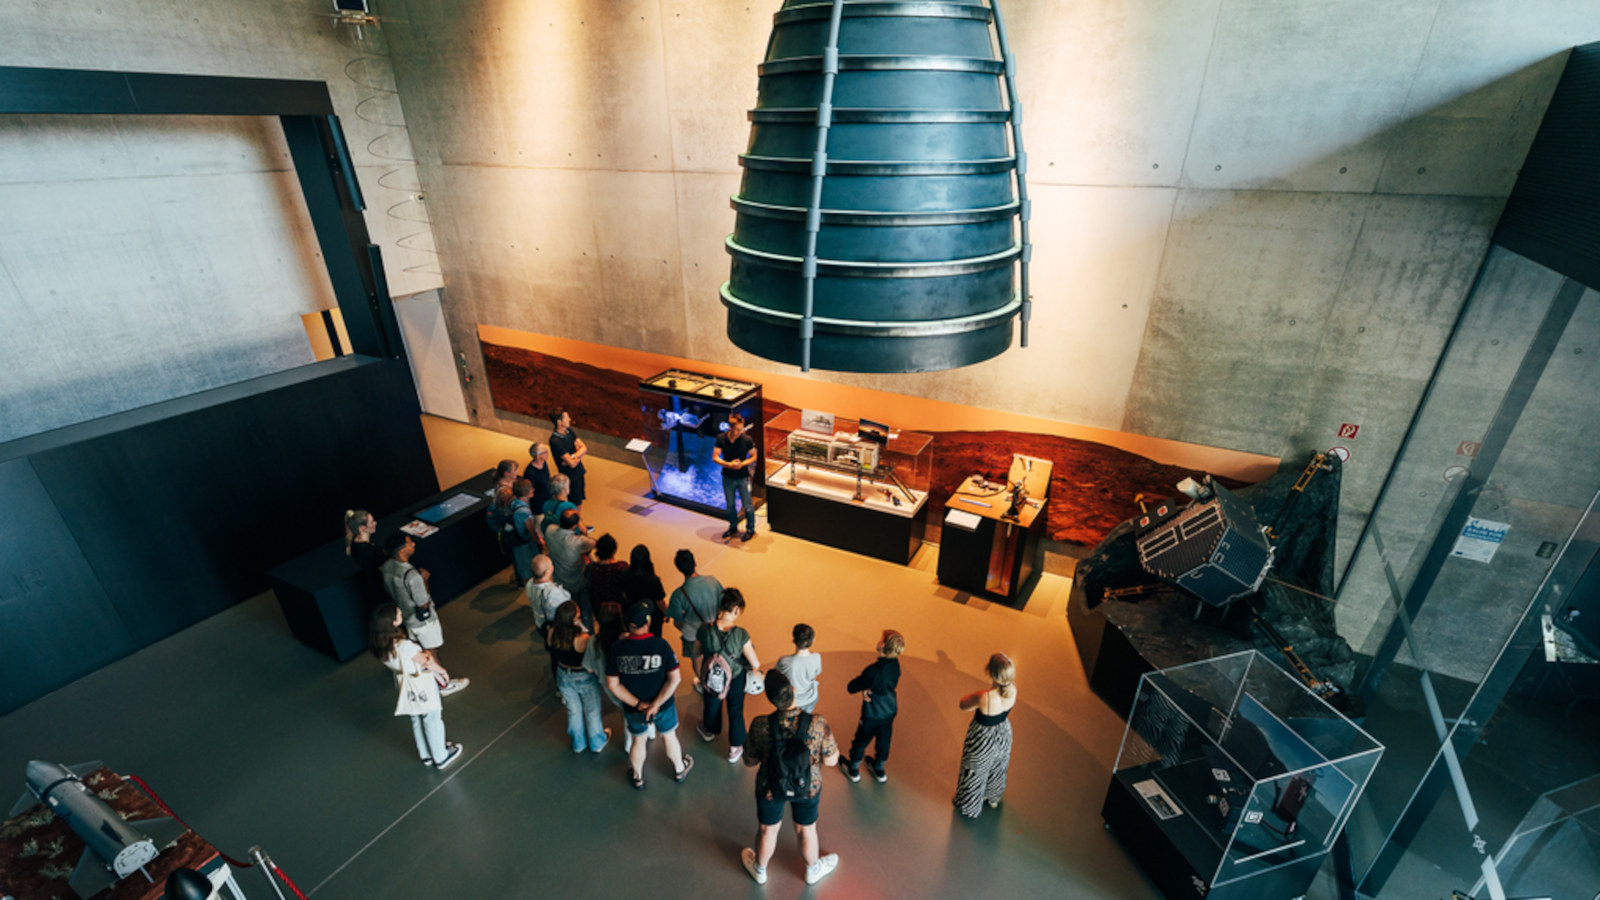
left=953, top=653, right=1017, bottom=818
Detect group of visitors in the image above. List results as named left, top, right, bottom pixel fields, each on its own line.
left=350, top=412, right=1020, bottom=886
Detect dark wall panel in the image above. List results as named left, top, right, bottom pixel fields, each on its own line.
left=0, top=458, right=134, bottom=713
left=1495, top=42, right=1600, bottom=290
left=3, top=357, right=436, bottom=713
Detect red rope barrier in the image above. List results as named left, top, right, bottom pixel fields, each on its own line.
left=123, top=774, right=255, bottom=870
left=268, top=860, right=312, bottom=900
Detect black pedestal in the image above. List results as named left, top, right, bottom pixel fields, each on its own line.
left=765, top=482, right=927, bottom=564
left=1103, top=771, right=1327, bottom=900
left=936, top=509, right=1044, bottom=603
left=268, top=470, right=504, bottom=661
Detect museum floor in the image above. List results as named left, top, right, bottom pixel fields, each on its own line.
left=5, top=415, right=1568, bottom=900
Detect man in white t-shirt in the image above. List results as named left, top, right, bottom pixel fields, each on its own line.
left=525, top=554, right=570, bottom=640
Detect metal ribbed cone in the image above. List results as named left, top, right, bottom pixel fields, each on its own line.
left=723, top=0, right=1032, bottom=373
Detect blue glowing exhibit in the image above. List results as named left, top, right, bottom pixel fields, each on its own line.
left=637, top=370, right=764, bottom=516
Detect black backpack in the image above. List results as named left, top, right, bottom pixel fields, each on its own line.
left=765, top=711, right=813, bottom=799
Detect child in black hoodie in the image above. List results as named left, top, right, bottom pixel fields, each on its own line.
left=842, top=629, right=905, bottom=783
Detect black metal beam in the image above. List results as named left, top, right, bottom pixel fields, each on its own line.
left=0, top=65, right=334, bottom=116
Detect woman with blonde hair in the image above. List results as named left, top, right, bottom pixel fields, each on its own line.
left=953, top=653, right=1016, bottom=818
left=344, top=509, right=384, bottom=571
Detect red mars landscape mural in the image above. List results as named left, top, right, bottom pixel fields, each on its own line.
left=481, top=340, right=1256, bottom=546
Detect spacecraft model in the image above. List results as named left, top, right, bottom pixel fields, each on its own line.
left=10, top=760, right=188, bottom=899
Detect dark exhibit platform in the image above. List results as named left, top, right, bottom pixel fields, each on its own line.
left=765, top=480, right=928, bottom=564
left=1068, top=455, right=1357, bottom=718
left=268, top=469, right=503, bottom=661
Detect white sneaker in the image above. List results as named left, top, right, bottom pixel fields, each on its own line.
left=728, top=745, right=744, bottom=763
left=741, top=848, right=767, bottom=885
left=440, top=677, right=470, bottom=697
left=805, top=853, right=838, bottom=885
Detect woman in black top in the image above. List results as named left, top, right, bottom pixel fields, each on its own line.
left=622, top=544, right=667, bottom=637
left=548, top=600, right=609, bottom=753
left=345, top=509, right=385, bottom=571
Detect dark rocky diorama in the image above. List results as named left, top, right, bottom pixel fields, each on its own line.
left=1068, top=454, right=1362, bottom=717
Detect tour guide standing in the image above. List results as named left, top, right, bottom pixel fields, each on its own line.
left=741, top=670, right=841, bottom=886
left=714, top=412, right=758, bottom=541
left=550, top=409, right=589, bottom=507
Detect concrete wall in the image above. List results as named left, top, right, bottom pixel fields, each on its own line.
left=0, top=2, right=442, bottom=442
left=370, top=0, right=1597, bottom=663
left=6, top=1, right=1598, bottom=672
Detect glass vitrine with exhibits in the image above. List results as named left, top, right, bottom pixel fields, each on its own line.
left=1105, top=650, right=1383, bottom=900
left=763, top=409, right=931, bottom=513
left=637, top=369, right=762, bottom=517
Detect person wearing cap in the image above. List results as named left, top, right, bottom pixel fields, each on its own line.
left=605, top=602, right=693, bottom=789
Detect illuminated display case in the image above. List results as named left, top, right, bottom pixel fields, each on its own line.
left=637, top=369, right=763, bottom=517
left=1104, top=650, right=1383, bottom=900
left=762, top=409, right=932, bottom=563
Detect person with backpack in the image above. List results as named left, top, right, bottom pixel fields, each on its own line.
left=665, top=549, right=721, bottom=659
left=506, top=478, right=541, bottom=585
left=740, top=670, right=840, bottom=886
left=695, top=588, right=761, bottom=762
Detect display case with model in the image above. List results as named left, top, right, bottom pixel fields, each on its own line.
left=1103, top=650, right=1382, bottom=900
left=637, top=370, right=763, bottom=517
left=762, top=409, right=932, bottom=564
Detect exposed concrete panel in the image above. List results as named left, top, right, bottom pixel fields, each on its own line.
left=1330, top=249, right=1587, bottom=665
left=1006, top=0, right=1223, bottom=187
left=587, top=170, right=690, bottom=357
left=1180, top=0, right=1439, bottom=192
left=1279, top=195, right=1502, bottom=572
left=0, top=1, right=443, bottom=441
left=660, top=1, right=768, bottom=172
left=387, top=1, right=676, bottom=172
left=1123, top=190, right=1371, bottom=455
left=675, top=171, right=744, bottom=362
left=1374, top=54, right=1566, bottom=198
left=0, top=117, right=333, bottom=442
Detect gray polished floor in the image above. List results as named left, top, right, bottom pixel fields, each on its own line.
left=1, top=431, right=1163, bottom=899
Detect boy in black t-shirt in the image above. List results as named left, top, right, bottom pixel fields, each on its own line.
left=841, top=629, right=904, bottom=784
left=606, top=603, right=693, bottom=788
left=713, top=413, right=758, bottom=541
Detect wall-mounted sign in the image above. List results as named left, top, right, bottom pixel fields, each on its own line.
left=1457, top=441, right=1481, bottom=458
left=800, top=409, right=835, bottom=434
left=1451, top=517, right=1509, bottom=563
left=1442, top=465, right=1470, bottom=483
left=1328, top=446, right=1350, bottom=462
left=1337, top=423, right=1360, bottom=440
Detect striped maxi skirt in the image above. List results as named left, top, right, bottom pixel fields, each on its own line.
left=953, top=717, right=1012, bottom=817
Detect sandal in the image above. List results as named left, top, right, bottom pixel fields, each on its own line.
left=630, top=767, right=645, bottom=790
left=675, top=755, right=695, bottom=783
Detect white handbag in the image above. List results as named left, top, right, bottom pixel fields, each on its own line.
left=395, top=665, right=442, bottom=716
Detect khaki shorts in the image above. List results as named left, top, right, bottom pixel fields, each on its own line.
left=410, top=618, right=444, bottom=650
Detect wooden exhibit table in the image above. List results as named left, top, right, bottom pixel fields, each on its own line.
left=267, top=470, right=503, bottom=661
left=936, top=455, right=1052, bottom=602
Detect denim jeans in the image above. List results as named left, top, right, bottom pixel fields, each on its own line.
left=722, top=477, right=754, bottom=531
left=409, top=709, right=448, bottom=763
left=556, top=667, right=607, bottom=752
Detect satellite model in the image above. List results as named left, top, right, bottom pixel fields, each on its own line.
left=10, top=760, right=188, bottom=899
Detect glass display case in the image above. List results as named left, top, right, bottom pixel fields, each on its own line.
left=761, top=409, right=933, bottom=564
left=1104, top=650, right=1383, bottom=900
left=763, top=409, right=931, bottom=511
left=637, top=369, right=763, bottom=517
